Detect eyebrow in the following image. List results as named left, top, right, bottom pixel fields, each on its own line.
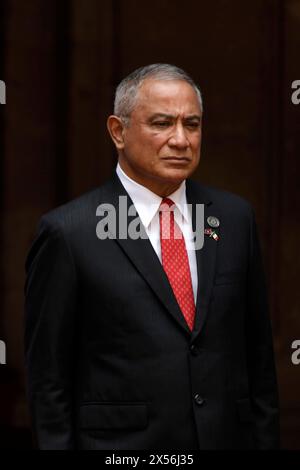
left=149, top=113, right=201, bottom=121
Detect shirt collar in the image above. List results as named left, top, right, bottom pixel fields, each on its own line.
left=116, top=163, right=189, bottom=228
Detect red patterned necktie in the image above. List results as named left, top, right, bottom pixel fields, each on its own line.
left=159, top=198, right=195, bottom=331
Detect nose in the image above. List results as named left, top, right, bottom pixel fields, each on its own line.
left=168, top=123, right=189, bottom=149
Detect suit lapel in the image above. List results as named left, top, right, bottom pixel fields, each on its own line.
left=99, top=175, right=218, bottom=339
left=186, top=180, right=218, bottom=343
left=100, top=174, right=191, bottom=335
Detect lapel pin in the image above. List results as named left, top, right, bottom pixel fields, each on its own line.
left=204, top=228, right=219, bottom=241
left=207, top=216, right=220, bottom=228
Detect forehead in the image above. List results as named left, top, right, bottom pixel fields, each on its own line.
left=134, top=79, right=201, bottom=116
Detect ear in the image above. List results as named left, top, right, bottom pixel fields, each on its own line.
left=107, top=115, right=126, bottom=150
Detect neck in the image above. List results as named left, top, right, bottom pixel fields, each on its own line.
left=118, top=160, right=183, bottom=198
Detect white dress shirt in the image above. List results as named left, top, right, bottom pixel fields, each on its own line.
left=116, top=163, right=198, bottom=304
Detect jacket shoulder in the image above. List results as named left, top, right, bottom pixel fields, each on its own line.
left=39, top=188, right=97, bottom=232
left=37, top=178, right=115, bottom=235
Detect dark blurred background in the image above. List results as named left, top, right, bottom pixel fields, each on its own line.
left=0, top=0, right=299, bottom=450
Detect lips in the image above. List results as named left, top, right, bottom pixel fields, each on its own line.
left=162, top=156, right=191, bottom=162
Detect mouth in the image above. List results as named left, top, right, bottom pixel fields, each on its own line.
left=162, top=156, right=191, bottom=163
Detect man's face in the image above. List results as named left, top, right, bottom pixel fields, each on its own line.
left=115, top=79, right=202, bottom=194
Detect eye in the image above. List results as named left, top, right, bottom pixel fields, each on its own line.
left=185, top=122, right=200, bottom=129
left=152, top=121, right=171, bottom=128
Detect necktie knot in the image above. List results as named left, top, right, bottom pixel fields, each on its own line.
left=159, top=198, right=175, bottom=212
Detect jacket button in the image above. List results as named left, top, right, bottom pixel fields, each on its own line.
left=194, top=394, right=205, bottom=406
left=190, top=344, right=198, bottom=356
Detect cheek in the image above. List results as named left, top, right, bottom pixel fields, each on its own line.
left=145, top=135, right=168, bottom=156
left=191, top=135, right=202, bottom=151
left=149, top=132, right=167, bottom=144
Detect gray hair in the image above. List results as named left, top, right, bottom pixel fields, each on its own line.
left=114, top=63, right=203, bottom=125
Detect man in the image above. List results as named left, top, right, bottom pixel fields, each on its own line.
left=24, top=64, right=280, bottom=450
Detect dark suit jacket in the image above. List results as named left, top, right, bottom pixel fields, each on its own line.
left=24, top=174, right=280, bottom=450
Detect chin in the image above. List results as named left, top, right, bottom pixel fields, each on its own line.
left=160, top=168, right=192, bottom=182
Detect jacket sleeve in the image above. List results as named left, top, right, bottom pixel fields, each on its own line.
left=245, top=207, right=280, bottom=449
left=24, top=215, right=78, bottom=449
